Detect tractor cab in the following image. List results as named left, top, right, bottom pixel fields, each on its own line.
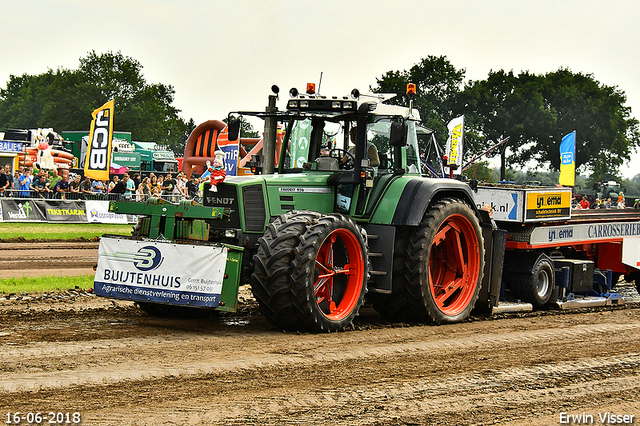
left=229, top=84, right=423, bottom=219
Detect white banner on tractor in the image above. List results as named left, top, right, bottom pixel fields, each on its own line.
left=94, top=238, right=227, bottom=308
left=445, top=115, right=464, bottom=175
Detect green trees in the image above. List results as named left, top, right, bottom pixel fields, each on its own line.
left=373, top=55, right=465, bottom=145
left=460, top=69, right=640, bottom=181
left=373, top=57, right=640, bottom=182
left=0, top=51, right=192, bottom=155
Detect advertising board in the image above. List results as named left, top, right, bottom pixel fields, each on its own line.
left=94, top=238, right=228, bottom=308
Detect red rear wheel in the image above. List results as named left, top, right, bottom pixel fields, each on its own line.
left=428, top=213, right=482, bottom=316
left=389, top=198, right=484, bottom=324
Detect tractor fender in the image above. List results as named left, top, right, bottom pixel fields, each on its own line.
left=388, top=177, right=478, bottom=226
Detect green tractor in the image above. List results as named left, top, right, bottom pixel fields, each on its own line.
left=95, top=85, right=495, bottom=332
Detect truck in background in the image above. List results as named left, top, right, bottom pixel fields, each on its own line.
left=61, top=131, right=178, bottom=176
left=131, top=141, right=179, bottom=175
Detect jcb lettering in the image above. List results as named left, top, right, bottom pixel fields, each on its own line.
left=89, top=111, right=110, bottom=170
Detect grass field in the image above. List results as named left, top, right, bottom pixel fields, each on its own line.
left=0, top=222, right=132, bottom=240
left=0, top=275, right=94, bottom=295
left=0, top=222, right=132, bottom=294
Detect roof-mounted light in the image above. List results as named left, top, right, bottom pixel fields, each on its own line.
left=306, top=83, right=316, bottom=95
left=289, top=87, right=299, bottom=98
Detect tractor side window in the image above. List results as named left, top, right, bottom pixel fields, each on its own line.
left=367, top=119, right=421, bottom=174
left=367, top=120, right=392, bottom=174
left=286, top=118, right=312, bottom=169
left=406, top=121, right=421, bottom=174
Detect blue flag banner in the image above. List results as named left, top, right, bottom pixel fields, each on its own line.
left=559, top=131, right=576, bottom=186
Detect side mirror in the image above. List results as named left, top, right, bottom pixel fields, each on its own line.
left=228, top=119, right=241, bottom=141
left=389, top=122, right=407, bottom=147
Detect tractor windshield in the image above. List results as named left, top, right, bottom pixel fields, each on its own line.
left=282, top=117, right=421, bottom=175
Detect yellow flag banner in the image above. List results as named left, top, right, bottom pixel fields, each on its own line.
left=84, top=100, right=115, bottom=180
left=558, top=131, right=576, bottom=187
left=445, top=115, right=464, bottom=175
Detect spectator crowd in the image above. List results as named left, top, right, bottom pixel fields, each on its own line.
left=574, top=194, right=640, bottom=210
left=0, top=166, right=206, bottom=202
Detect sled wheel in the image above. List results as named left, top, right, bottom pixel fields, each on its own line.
left=510, top=253, right=555, bottom=308
left=402, top=198, right=484, bottom=324
left=292, top=214, right=368, bottom=332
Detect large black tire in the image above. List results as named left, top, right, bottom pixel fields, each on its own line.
left=251, top=211, right=368, bottom=332
left=251, top=211, right=322, bottom=330
left=509, top=253, right=555, bottom=308
left=375, top=198, right=484, bottom=324
left=291, top=214, right=368, bottom=332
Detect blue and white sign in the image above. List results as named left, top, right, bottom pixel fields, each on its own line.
left=0, top=140, right=24, bottom=152
left=561, top=152, right=574, bottom=165
left=94, top=238, right=227, bottom=308
left=85, top=200, right=129, bottom=224
left=474, top=187, right=522, bottom=222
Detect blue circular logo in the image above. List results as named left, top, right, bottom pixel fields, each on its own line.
left=133, top=246, right=164, bottom=271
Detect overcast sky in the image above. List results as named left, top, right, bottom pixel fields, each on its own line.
left=2, top=0, right=639, bottom=178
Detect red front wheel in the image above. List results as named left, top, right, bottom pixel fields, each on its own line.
left=292, top=214, right=368, bottom=332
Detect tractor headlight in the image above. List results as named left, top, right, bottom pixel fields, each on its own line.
left=224, top=229, right=236, bottom=238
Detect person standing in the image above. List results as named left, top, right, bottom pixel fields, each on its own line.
left=80, top=176, right=93, bottom=198
left=69, top=174, right=82, bottom=199
left=578, top=196, right=590, bottom=210
left=18, top=167, right=33, bottom=198
left=162, top=173, right=176, bottom=199
left=176, top=172, right=187, bottom=198
left=108, top=176, right=119, bottom=193
left=48, top=169, right=61, bottom=192
left=132, top=172, right=140, bottom=189
left=31, top=170, right=51, bottom=198
left=54, top=173, right=70, bottom=198
left=92, top=178, right=106, bottom=194
left=137, top=177, right=151, bottom=201
left=186, top=175, right=198, bottom=199
left=0, top=166, right=8, bottom=197
left=123, top=173, right=135, bottom=199
left=149, top=174, right=160, bottom=193
left=4, top=165, right=13, bottom=197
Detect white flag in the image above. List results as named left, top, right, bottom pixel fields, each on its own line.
left=445, top=115, right=464, bottom=175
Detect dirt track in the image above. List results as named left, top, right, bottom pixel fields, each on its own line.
left=1, top=242, right=639, bottom=425
left=1, top=287, right=639, bottom=425
left=0, top=242, right=97, bottom=278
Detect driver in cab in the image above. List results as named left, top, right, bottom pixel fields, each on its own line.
left=343, top=126, right=380, bottom=167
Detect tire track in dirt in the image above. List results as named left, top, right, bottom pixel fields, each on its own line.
left=2, top=321, right=639, bottom=393
left=74, top=351, right=640, bottom=425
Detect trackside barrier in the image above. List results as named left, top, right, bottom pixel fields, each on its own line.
left=0, top=198, right=136, bottom=224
